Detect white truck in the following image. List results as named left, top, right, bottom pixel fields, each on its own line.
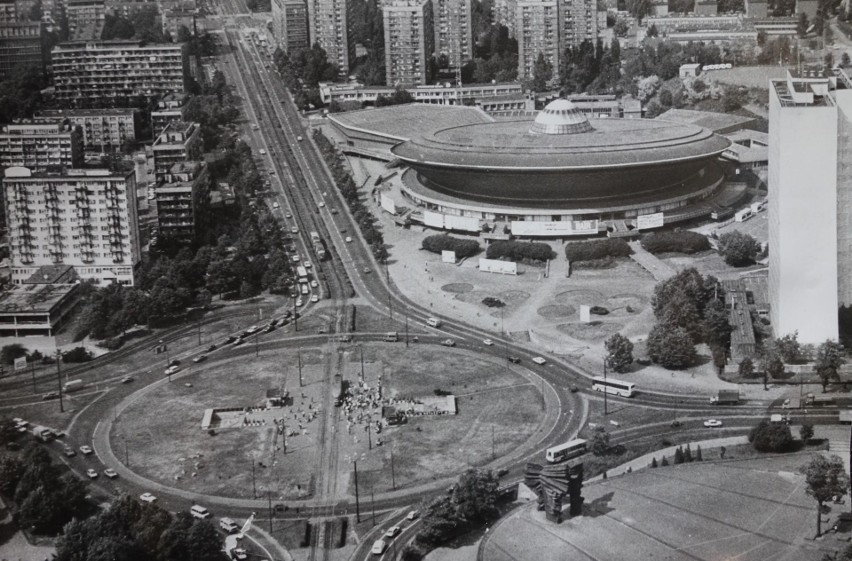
left=31, top=425, right=55, bottom=442
left=63, top=379, right=84, bottom=393
left=710, top=390, right=740, bottom=405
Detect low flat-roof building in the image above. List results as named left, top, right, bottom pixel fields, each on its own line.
left=151, top=93, right=188, bottom=137
left=152, top=120, right=201, bottom=184
left=155, top=161, right=209, bottom=243
left=0, top=280, right=81, bottom=339
left=721, top=129, right=768, bottom=170
left=655, top=108, right=758, bottom=134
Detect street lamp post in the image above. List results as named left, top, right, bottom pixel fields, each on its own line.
left=298, top=348, right=302, bottom=387
left=55, top=350, right=64, bottom=413
left=603, top=359, right=608, bottom=416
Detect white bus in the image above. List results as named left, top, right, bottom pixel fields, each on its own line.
left=296, top=266, right=308, bottom=280
left=545, top=438, right=587, bottom=463
left=592, top=376, right=635, bottom=397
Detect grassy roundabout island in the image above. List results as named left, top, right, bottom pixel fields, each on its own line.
left=111, top=344, right=548, bottom=501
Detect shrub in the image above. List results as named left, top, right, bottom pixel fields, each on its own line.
left=62, top=346, right=93, bottom=363
left=695, top=445, right=703, bottom=461
left=738, top=357, right=755, bottom=378
left=641, top=230, right=711, bottom=255
left=674, top=447, right=684, bottom=464
left=646, top=324, right=696, bottom=368
left=486, top=240, right=555, bottom=263
left=748, top=420, right=795, bottom=453
left=718, top=230, right=761, bottom=267
left=422, top=235, right=481, bottom=259
left=650, top=457, right=658, bottom=468
left=301, top=521, right=313, bottom=547
left=590, top=306, right=609, bottom=315
left=565, top=239, right=631, bottom=263
left=661, top=456, right=669, bottom=466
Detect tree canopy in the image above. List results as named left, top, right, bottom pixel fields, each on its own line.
left=604, top=333, right=634, bottom=373
left=801, top=454, right=849, bottom=537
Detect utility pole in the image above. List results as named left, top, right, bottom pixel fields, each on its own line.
left=197, top=321, right=202, bottom=345
left=390, top=447, right=396, bottom=489
left=267, top=492, right=273, bottom=534
left=354, top=460, right=361, bottom=523
left=55, top=350, right=64, bottom=413
left=292, top=290, right=298, bottom=332
left=404, top=310, right=409, bottom=348
left=123, top=435, right=129, bottom=466
left=491, top=424, right=495, bottom=459
left=251, top=461, right=257, bottom=499
left=371, top=485, right=376, bottom=526
left=255, top=330, right=259, bottom=357
left=367, top=417, right=372, bottom=450
left=31, top=361, right=36, bottom=394
left=298, top=348, right=302, bottom=387
left=360, top=346, right=365, bottom=379
left=603, top=359, right=608, bottom=416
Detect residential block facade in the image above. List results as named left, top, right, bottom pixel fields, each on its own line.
left=0, top=119, right=84, bottom=172
left=272, top=0, right=308, bottom=53
left=383, top=0, right=434, bottom=88
left=306, top=0, right=353, bottom=74
left=34, top=108, right=137, bottom=153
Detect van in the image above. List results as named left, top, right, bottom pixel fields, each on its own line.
left=383, top=332, right=399, bottom=342
left=219, top=517, right=239, bottom=533
left=371, top=540, right=387, bottom=556
left=259, top=149, right=267, bottom=155
left=300, top=284, right=309, bottom=295
left=426, top=317, right=442, bottom=328
left=735, top=208, right=753, bottom=222
left=190, top=505, right=211, bottom=519
left=532, top=357, right=547, bottom=365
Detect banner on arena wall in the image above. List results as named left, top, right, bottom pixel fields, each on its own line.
left=444, top=214, right=480, bottom=233
left=14, top=356, right=27, bottom=371
left=442, top=251, right=457, bottom=264
left=424, top=211, right=444, bottom=229
left=380, top=193, right=397, bottom=215
left=510, top=220, right=599, bottom=236
left=636, top=212, right=665, bottom=230
left=479, top=258, right=517, bottom=275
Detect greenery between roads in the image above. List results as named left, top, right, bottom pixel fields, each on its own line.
left=564, top=239, right=632, bottom=263
left=486, top=241, right=555, bottom=263
left=748, top=420, right=794, bottom=453
left=421, top=235, right=481, bottom=259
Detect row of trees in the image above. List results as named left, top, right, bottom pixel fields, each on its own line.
left=641, top=230, right=711, bottom=255
left=647, top=268, right=731, bottom=369
left=740, top=331, right=845, bottom=391
left=312, top=130, right=389, bottom=262
left=422, top=235, right=481, bottom=259
left=274, top=44, right=336, bottom=111
left=0, top=445, right=90, bottom=535
left=565, top=238, right=632, bottom=263
left=486, top=240, right=555, bottom=263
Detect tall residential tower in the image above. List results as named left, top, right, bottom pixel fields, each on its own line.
left=307, top=0, right=353, bottom=75
left=432, top=0, right=471, bottom=72
left=383, top=0, right=434, bottom=88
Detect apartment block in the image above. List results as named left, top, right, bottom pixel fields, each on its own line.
left=66, top=0, right=105, bottom=39
left=0, top=21, right=45, bottom=80
left=162, top=8, right=195, bottom=39
left=34, top=108, right=136, bottom=153
left=152, top=121, right=201, bottom=184
left=151, top=93, right=188, bottom=137
left=52, top=40, right=188, bottom=106
left=0, top=119, right=83, bottom=172
left=516, top=0, right=559, bottom=82
left=383, top=0, right=434, bottom=88
left=272, top=0, right=308, bottom=53
left=3, top=166, right=141, bottom=286
left=155, top=161, right=208, bottom=243
left=0, top=1, right=17, bottom=23
left=768, top=68, right=852, bottom=344
left=432, top=0, right=471, bottom=71
left=493, top=0, right=517, bottom=36
left=306, top=0, right=353, bottom=74
left=558, top=0, right=596, bottom=51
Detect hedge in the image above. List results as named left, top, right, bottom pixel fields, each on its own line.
left=564, top=239, right=631, bottom=262
left=486, top=240, right=555, bottom=263
left=422, top=235, right=481, bottom=259
left=641, top=230, right=710, bottom=255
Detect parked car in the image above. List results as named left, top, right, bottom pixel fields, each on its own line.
left=86, top=469, right=98, bottom=479
left=406, top=510, right=419, bottom=521
left=441, top=339, right=456, bottom=347
left=193, top=354, right=208, bottom=363
left=507, top=356, right=521, bottom=364
left=483, top=339, right=494, bottom=346
left=703, top=419, right=723, bottom=428
left=140, top=493, right=157, bottom=503
left=104, top=468, right=118, bottom=479
left=42, top=392, right=59, bottom=401
left=79, top=445, right=93, bottom=455
left=165, top=365, right=181, bottom=376
left=532, top=357, right=547, bottom=365
left=63, top=447, right=76, bottom=457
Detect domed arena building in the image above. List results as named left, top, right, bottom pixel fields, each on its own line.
left=328, top=100, right=739, bottom=237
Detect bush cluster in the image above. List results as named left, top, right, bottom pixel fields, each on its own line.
left=565, top=239, right=632, bottom=263
left=422, top=235, right=481, bottom=259
left=641, top=230, right=710, bottom=255
left=486, top=240, right=554, bottom=263
left=748, top=420, right=795, bottom=453
left=314, top=130, right=388, bottom=263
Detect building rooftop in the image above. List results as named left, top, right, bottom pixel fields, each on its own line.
left=655, top=108, right=757, bottom=132
left=0, top=283, right=78, bottom=314
left=529, top=99, right=594, bottom=135
left=328, top=103, right=494, bottom=141
left=23, top=265, right=77, bottom=285
left=36, top=108, right=136, bottom=117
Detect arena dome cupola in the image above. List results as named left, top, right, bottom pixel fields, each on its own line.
left=529, top=99, right=594, bottom=135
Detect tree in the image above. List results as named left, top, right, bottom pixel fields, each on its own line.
left=650, top=457, right=658, bottom=468
left=815, top=340, right=844, bottom=392
left=718, top=230, right=761, bottom=266
left=764, top=355, right=785, bottom=380
left=695, top=445, right=703, bottom=461
left=530, top=53, right=553, bottom=92
left=748, top=420, right=794, bottom=452
left=738, top=357, right=755, bottom=378
left=453, top=469, right=500, bottom=524
left=627, top=0, right=652, bottom=21
left=674, top=447, right=684, bottom=464
left=802, top=454, right=849, bottom=536
left=661, top=456, right=669, bottom=466
left=614, top=18, right=629, bottom=36
left=843, top=52, right=851, bottom=67
left=800, top=423, right=814, bottom=443
left=590, top=427, right=610, bottom=456
left=646, top=324, right=696, bottom=369
left=647, top=23, right=658, bottom=37
left=604, top=333, right=634, bottom=373
left=797, top=12, right=809, bottom=37
left=1, top=343, right=27, bottom=365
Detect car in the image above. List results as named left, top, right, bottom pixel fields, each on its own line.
left=225, top=336, right=237, bottom=344
left=291, top=255, right=300, bottom=263
left=297, top=135, right=303, bottom=141
left=169, top=359, right=181, bottom=367
left=220, top=518, right=240, bottom=533
left=345, top=236, right=352, bottom=243
left=140, top=493, right=157, bottom=503
left=311, top=294, right=319, bottom=303
left=86, top=469, right=98, bottom=479
left=496, top=468, right=509, bottom=478
left=703, top=419, right=723, bottom=428
left=441, top=339, right=455, bottom=347
left=384, top=526, right=401, bottom=539
left=363, top=267, right=371, bottom=274
left=337, top=334, right=353, bottom=343
left=121, top=376, right=134, bottom=384
left=165, top=365, right=181, bottom=376
left=63, top=447, right=76, bottom=457
left=532, top=357, right=547, bottom=365
left=371, top=540, right=387, bottom=556
left=483, top=339, right=494, bottom=346
left=79, top=445, right=93, bottom=455
left=331, top=208, right=338, bottom=215
left=310, top=280, right=318, bottom=288
left=269, top=170, right=276, bottom=175
left=290, top=227, right=298, bottom=234
left=296, top=297, right=304, bottom=307
left=193, top=354, right=208, bottom=363
left=303, top=260, right=312, bottom=269
left=206, top=344, right=218, bottom=352
left=42, top=392, right=59, bottom=401
left=507, top=356, right=521, bottom=364
left=318, top=201, right=325, bottom=208
left=251, top=124, right=259, bottom=130
left=272, top=201, right=280, bottom=209
left=14, top=420, right=28, bottom=428
left=285, top=212, right=292, bottom=218
left=406, top=510, right=419, bottom=521
left=259, top=149, right=266, bottom=155
left=104, top=468, right=118, bottom=479
left=190, top=505, right=211, bottom=519
left=245, top=325, right=259, bottom=335
left=231, top=548, right=248, bottom=560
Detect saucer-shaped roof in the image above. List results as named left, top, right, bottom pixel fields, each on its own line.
left=529, top=99, right=594, bottom=135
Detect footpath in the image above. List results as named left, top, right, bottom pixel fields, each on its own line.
left=627, top=241, right=677, bottom=281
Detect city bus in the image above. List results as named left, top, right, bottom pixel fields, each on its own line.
left=545, top=439, right=588, bottom=463
left=591, top=376, right=635, bottom=397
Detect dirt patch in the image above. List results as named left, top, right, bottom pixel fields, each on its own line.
left=441, top=283, right=474, bottom=294
left=603, top=294, right=647, bottom=314
left=537, top=304, right=577, bottom=319
left=497, top=290, right=531, bottom=305
left=556, top=322, right=623, bottom=341
left=555, top=289, right=605, bottom=306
